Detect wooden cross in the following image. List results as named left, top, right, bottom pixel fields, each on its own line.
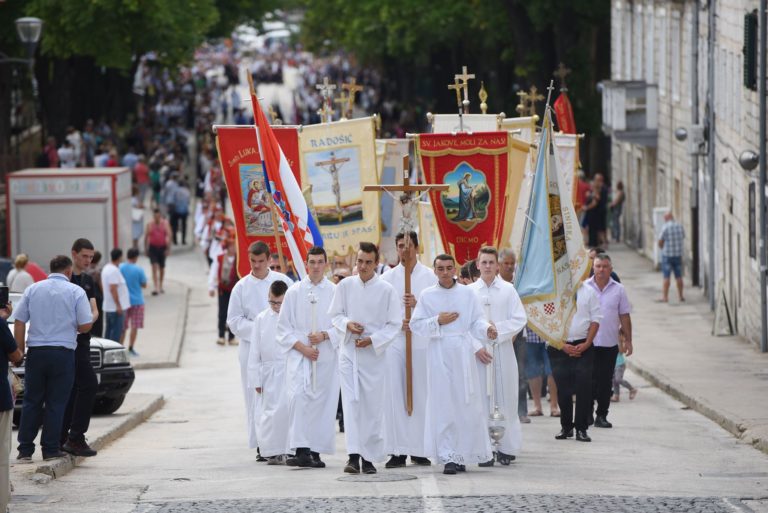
left=315, top=77, right=337, bottom=123
left=363, top=155, right=449, bottom=416
left=515, top=90, right=529, bottom=117
left=454, top=65, right=475, bottom=113
left=342, top=78, right=364, bottom=117
left=554, top=62, right=572, bottom=91
left=334, top=92, right=350, bottom=119
left=526, top=85, right=545, bottom=116
left=448, top=78, right=463, bottom=110
left=316, top=152, right=351, bottom=222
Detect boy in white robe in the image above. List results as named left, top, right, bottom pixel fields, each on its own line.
left=248, top=280, right=290, bottom=464
left=381, top=231, right=437, bottom=468
left=328, top=242, right=400, bottom=474
left=226, top=241, right=292, bottom=457
left=469, top=246, right=527, bottom=466
left=278, top=247, right=339, bottom=468
left=410, top=254, right=496, bottom=475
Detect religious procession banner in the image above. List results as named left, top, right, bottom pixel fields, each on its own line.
left=216, top=125, right=302, bottom=277
left=553, top=91, right=577, bottom=134
left=429, top=113, right=502, bottom=134
left=376, top=138, right=411, bottom=265
left=416, top=131, right=523, bottom=265
left=299, top=117, right=379, bottom=256
left=553, top=132, right=578, bottom=203
left=514, top=114, right=590, bottom=348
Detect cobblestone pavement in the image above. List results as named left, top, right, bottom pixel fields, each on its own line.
left=134, top=495, right=760, bottom=513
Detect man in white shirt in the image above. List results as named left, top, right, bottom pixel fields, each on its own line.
left=547, top=281, right=602, bottom=442
left=410, top=254, right=496, bottom=475
left=328, top=242, right=400, bottom=475
left=226, top=241, right=293, bottom=456
left=381, top=232, right=437, bottom=469
left=278, top=247, right=339, bottom=468
left=101, top=248, right=130, bottom=343
left=469, top=247, right=527, bottom=466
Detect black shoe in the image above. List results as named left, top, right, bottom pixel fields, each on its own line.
left=256, top=447, right=267, bottom=462
left=344, top=455, right=360, bottom=474
left=361, top=459, right=377, bottom=474
left=456, top=464, right=466, bottom=472
left=62, top=438, right=97, bottom=457
left=339, top=420, right=344, bottom=433
left=286, top=453, right=313, bottom=467
left=594, top=416, right=613, bottom=428
left=16, top=452, right=32, bottom=463
left=443, top=462, right=457, bottom=475
left=576, top=430, right=592, bottom=442
left=496, top=451, right=515, bottom=465
left=410, top=456, right=432, bottom=466
left=555, top=428, right=574, bottom=440
left=42, top=451, right=66, bottom=461
left=385, top=455, right=406, bottom=469
left=478, top=458, right=495, bottom=467
left=310, top=452, right=326, bottom=468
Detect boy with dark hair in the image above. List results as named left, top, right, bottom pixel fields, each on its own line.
left=120, top=248, right=147, bottom=356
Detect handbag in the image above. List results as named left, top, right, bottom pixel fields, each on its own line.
left=8, top=369, right=22, bottom=399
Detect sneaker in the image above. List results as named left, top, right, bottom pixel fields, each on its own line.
left=519, top=415, right=531, bottom=424
left=344, top=455, right=360, bottom=474
left=129, top=348, right=139, bottom=357
left=228, top=338, right=239, bottom=346
left=410, top=456, right=432, bottom=466
left=478, top=459, right=495, bottom=467
left=286, top=453, right=313, bottom=467
left=16, top=453, right=32, bottom=463
left=256, top=447, right=267, bottom=462
left=443, top=462, right=457, bottom=475
left=361, top=459, right=377, bottom=474
left=456, top=464, right=466, bottom=472
left=310, top=452, right=326, bottom=468
left=267, top=455, right=286, bottom=465
left=496, top=451, right=515, bottom=466
left=42, top=451, right=66, bottom=461
left=62, top=438, right=97, bottom=457
left=385, top=455, right=406, bottom=469
left=216, top=338, right=226, bottom=346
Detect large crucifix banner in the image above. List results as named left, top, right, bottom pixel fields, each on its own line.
left=416, top=131, right=529, bottom=265
left=216, top=125, right=302, bottom=277
left=299, top=117, right=379, bottom=256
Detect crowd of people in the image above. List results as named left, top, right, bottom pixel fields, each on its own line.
left=212, top=231, right=635, bottom=475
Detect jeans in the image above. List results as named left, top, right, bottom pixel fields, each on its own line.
left=548, top=343, right=594, bottom=431
left=217, top=290, right=234, bottom=339
left=171, top=211, right=188, bottom=245
left=513, top=335, right=528, bottom=416
left=61, top=340, right=98, bottom=441
left=104, top=311, right=125, bottom=342
left=17, top=347, right=75, bottom=455
left=593, top=345, right=619, bottom=418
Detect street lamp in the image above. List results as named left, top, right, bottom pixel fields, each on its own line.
left=15, top=17, right=43, bottom=59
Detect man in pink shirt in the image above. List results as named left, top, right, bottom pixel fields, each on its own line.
left=585, top=253, right=633, bottom=429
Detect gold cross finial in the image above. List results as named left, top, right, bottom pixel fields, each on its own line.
left=478, top=81, right=489, bottom=115
left=454, top=66, right=475, bottom=113
left=554, top=62, right=572, bottom=91
left=526, top=85, right=545, bottom=116
left=448, top=78, right=463, bottom=109
left=315, top=76, right=337, bottom=99
left=515, top=90, right=530, bottom=117
left=334, top=92, right=350, bottom=119
left=342, top=78, right=364, bottom=117
left=267, top=105, right=282, bottom=125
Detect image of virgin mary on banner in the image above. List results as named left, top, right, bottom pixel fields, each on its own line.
left=416, top=132, right=516, bottom=265
left=215, top=125, right=302, bottom=277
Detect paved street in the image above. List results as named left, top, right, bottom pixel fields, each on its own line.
left=9, top=248, right=768, bottom=513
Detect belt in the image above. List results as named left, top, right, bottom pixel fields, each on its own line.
left=27, top=346, right=74, bottom=352
left=564, top=338, right=587, bottom=345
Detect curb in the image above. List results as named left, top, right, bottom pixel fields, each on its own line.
left=133, top=283, right=190, bottom=370
left=32, top=394, right=165, bottom=480
left=627, top=360, right=768, bottom=455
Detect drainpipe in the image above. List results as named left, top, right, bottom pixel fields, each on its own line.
left=706, top=0, right=716, bottom=310
left=759, top=0, right=767, bottom=352
left=691, top=2, right=700, bottom=287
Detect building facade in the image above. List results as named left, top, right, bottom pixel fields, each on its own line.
left=603, top=0, right=765, bottom=347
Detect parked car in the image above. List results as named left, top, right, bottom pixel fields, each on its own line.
left=6, top=293, right=136, bottom=425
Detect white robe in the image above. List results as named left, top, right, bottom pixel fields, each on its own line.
left=329, top=274, right=400, bottom=462
left=226, top=270, right=293, bottom=449
left=277, top=277, right=340, bottom=455
left=410, top=281, right=493, bottom=465
left=248, top=308, right=290, bottom=457
left=380, top=262, right=437, bottom=457
left=468, top=277, right=527, bottom=456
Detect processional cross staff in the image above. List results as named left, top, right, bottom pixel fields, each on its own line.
left=315, top=76, right=337, bottom=123
left=454, top=65, right=475, bottom=114
left=342, top=78, right=364, bottom=118
left=363, top=155, right=449, bottom=416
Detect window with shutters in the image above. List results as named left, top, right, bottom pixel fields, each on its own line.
left=744, top=10, right=758, bottom=91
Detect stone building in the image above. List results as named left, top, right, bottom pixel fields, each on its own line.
left=602, top=0, right=765, bottom=347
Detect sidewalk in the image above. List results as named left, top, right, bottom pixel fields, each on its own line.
left=609, top=244, right=768, bottom=454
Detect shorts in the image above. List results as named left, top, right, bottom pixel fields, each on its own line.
left=124, top=305, right=145, bottom=329
left=661, top=255, right=682, bottom=279
left=525, top=341, right=552, bottom=379
left=148, top=244, right=167, bottom=268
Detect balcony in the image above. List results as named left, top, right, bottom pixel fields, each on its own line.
left=600, top=80, right=658, bottom=147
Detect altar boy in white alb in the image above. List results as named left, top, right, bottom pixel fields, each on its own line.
left=469, top=246, right=527, bottom=466
left=329, top=242, right=401, bottom=475
left=277, top=246, right=339, bottom=469
left=381, top=232, right=437, bottom=468
left=248, top=280, right=290, bottom=464
left=410, top=254, right=496, bottom=475
left=226, top=241, right=293, bottom=454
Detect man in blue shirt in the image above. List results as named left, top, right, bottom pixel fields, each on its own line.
left=119, top=248, right=147, bottom=356
left=13, top=255, right=93, bottom=461
left=0, top=302, right=23, bottom=511
left=658, top=212, right=686, bottom=303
